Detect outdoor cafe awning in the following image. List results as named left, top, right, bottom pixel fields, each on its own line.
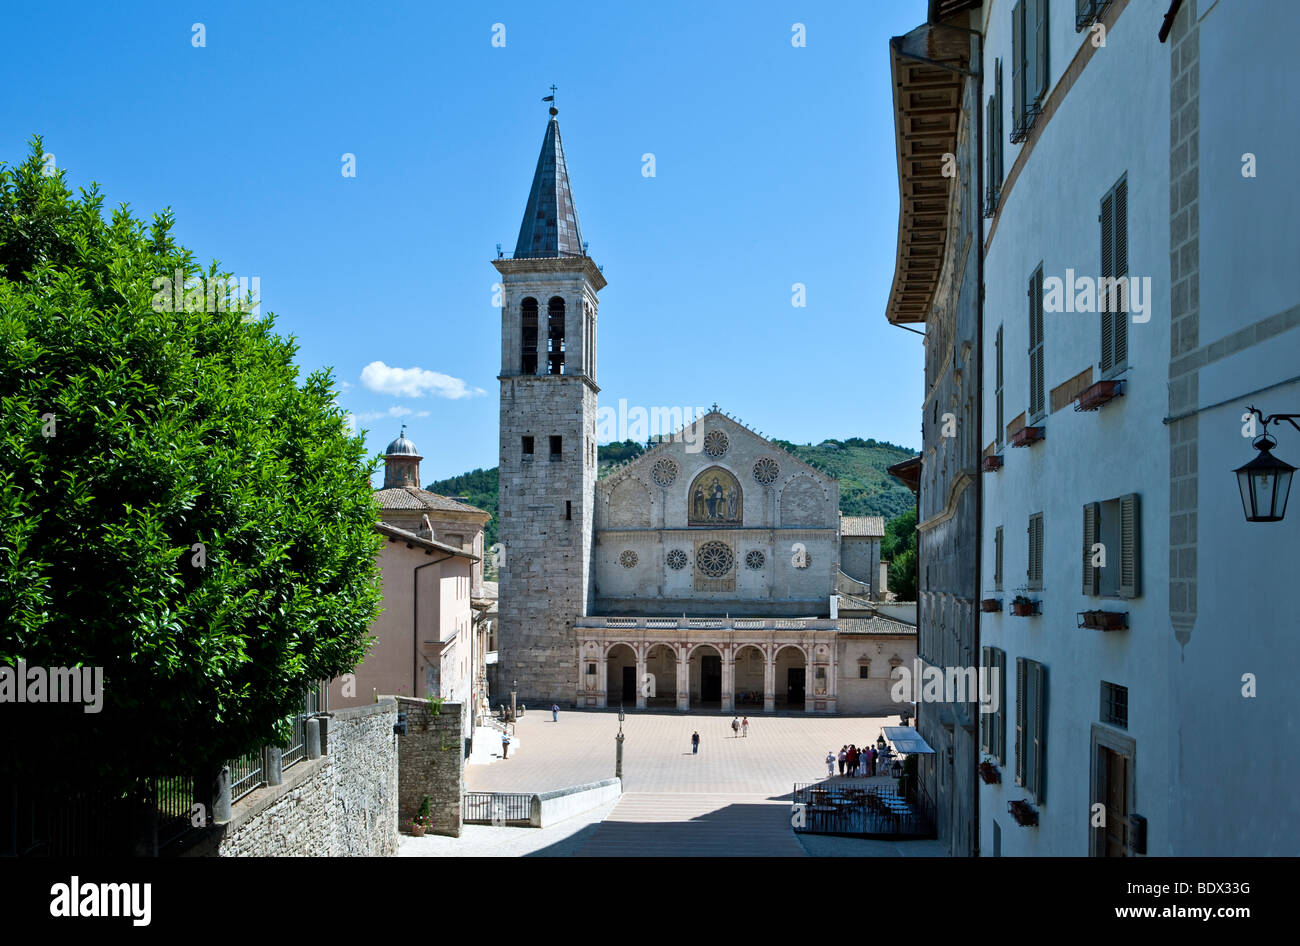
left=883, top=726, right=936, bottom=754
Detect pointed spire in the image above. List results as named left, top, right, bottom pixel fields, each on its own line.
left=513, top=109, right=584, bottom=259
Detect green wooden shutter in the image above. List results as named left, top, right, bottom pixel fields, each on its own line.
left=997, top=650, right=1008, bottom=763
left=1101, top=189, right=1115, bottom=372
left=1083, top=502, right=1100, bottom=595
left=1114, top=178, right=1129, bottom=367
left=995, top=325, right=1004, bottom=444
left=1015, top=657, right=1026, bottom=786
left=1033, top=662, right=1048, bottom=802
left=1034, top=0, right=1050, bottom=102
left=1012, top=1, right=1025, bottom=132
left=981, top=647, right=992, bottom=752
left=1028, top=268, right=1045, bottom=420
left=995, top=59, right=1004, bottom=181
left=1077, top=0, right=1092, bottom=27
left=994, top=525, right=1004, bottom=590
left=1120, top=492, right=1141, bottom=598
left=1028, top=513, right=1043, bottom=589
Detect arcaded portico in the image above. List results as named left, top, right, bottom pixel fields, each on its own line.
left=576, top=616, right=842, bottom=713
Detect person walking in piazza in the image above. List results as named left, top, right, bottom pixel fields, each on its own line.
left=692, top=730, right=700, bottom=754
left=866, top=745, right=877, bottom=777
left=847, top=744, right=859, bottom=777
left=741, top=716, right=750, bottom=738
left=731, top=716, right=740, bottom=738
left=825, top=750, right=836, bottom=778
left=551, top=703, right=559, bottom=723
left=501, top=731, right=511, bottom=760
left=837, top=746, right=847, bottom=776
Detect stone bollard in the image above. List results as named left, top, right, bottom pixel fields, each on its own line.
left=306, top=718, right=322, bottom=760
left=212, top=765, right=233, bottom=824
left=317, top=715, right=329, bottom=755
left=265, top=746, right=284, bottom=786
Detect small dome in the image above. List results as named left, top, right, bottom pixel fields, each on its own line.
left=384, top=432, right=420, bottom=457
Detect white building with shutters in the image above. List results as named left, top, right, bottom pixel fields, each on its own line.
left=971, top=0, right=1300, bottom=856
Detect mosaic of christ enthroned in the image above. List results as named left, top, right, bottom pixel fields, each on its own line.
left=687, top=466, right=742, bottom=526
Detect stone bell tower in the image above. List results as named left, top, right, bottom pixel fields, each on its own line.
left=494, top=105, right=605, bottom=705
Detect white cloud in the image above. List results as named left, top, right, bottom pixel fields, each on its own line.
left=354, top=405, right=415, bottom=423
left=360, top=361, right=484, bottom=399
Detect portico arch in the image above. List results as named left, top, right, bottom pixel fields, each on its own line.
left=734, top=645, right=765, bottom=709
left=644, top=643, right=677, bottom=708
left=775, top=644, right=808, bottom=711
left=688, top=643, right=723, bottom=709
left=605, top=643, right=637, bottom=707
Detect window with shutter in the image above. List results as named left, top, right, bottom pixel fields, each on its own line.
left=1119, top=492, right=1141, bottom=598
left=995, top=59, right=1004, bottom=182
left=1083, top=502, right=1100, bottom=595
left=995, top=324, right=1004, bottom=446
left=1028, top=267, right=1045, bottom=421
left=1015, top=657, right=1026, bottom=786
left=996, top=650, right=1008, bottom=762
left=1011, top=1, right=1025, bottom=137
left=1028, top=512, right=1044, bottom=591
left=1101, top=175, right=1129, bottom=377
left=1032, top=662, right=1048, bottom=802
left=994, top=525, right=1004, bottom=591
left=1033, top=0, right=1050, bottom=102
left=981, top=647, right=993, bottom=752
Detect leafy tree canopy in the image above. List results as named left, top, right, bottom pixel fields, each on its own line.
left=0, top=138, right=383, bottom=791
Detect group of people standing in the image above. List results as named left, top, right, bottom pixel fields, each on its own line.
left=826, top=743, right=888, bottom=778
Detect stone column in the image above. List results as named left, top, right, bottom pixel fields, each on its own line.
left=598, top=654, right=608, bottom=709
left=764, top=648, right=776, bottom=713
left=721, top=645, right=735, bottom=713
left=676, top=647, right=690, bottom=711
left=635, top=652, right=648, bottom=710
left=804, top=648, right=814, bottom=713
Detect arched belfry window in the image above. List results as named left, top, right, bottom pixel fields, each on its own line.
left=521, top=297, right=539, bottom=374
left=547, top=296, right=566, bottom=375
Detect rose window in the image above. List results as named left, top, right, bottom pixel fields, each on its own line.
left=745, top=550, right=766, bottom=570
left=703, top=430, right=729, bottom=457
left=697, top=541, right=734, bottom=578
left=651, top=457, right=679, bottom=487
left=619, top=550, right=638, bottom=569
left=753, top=456, right=780, bottom=485
left=666, top=548, right=688, bottom=570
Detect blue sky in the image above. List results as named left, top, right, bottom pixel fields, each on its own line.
left=1, top=0, right=929, bottom=482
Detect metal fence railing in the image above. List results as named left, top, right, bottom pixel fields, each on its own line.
left=791, top=782, right=936, bottom=839
left=228, top=750, right=264, bottom=803
left=463, top=792, right=532, bottom=826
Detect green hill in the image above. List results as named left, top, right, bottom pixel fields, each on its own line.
left=425, top=436, right=917, bottom=556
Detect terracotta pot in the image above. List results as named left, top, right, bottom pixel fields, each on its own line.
left=410, top=824, right=427, bottom=837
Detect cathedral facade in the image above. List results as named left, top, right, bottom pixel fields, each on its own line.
left=495, top=109, right=914, bottom=714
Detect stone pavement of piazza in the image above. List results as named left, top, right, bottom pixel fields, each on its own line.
left=399, top=710, right=946, bottom=857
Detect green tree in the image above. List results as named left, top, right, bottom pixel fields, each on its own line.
left=882, top=508, right=918, bottom=600
left=0, top=139, right=383, bottom=793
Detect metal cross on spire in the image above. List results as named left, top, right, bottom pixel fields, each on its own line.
left=543, top=84, right=558, bottom=115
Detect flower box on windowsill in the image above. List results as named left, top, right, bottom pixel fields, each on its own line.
left=1077, top=609, right=1128, bottom=631
left=980, top=598, right=1003, bottom=613
left=1074, top=379, right=1126, bottom=412
left=981, top=455, right=1004, bottom=473
left=979, top=761, right=1002, bottom=785
left=1010, top=597, right=1040, bottom=617
left=1009, top=425, right=1045, bottom=448
left=1008, top=799, right=1038, bottom=827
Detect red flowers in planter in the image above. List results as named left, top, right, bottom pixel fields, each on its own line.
left=979, top=761, right=1001, bottom=784
left=1008, top=799, right=1038, bottom=827
left=981, top=455, right=1004, bottom=472
left=1010, top=596, right=1040, bottom=617
left=980, top=598, right=1003, bottom=613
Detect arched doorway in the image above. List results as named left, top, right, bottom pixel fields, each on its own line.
left=775, top=645, right=807, bottom=711
left=605, top=643, right=637, bottom=707
left=734, top=645, right=765, bottom=709
left=644, top=644, right=677, bottom=707
left=689, top=644, right=723, bottom=709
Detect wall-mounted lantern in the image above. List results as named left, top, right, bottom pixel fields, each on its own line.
left=1236, top=407, right=1298, bottom=523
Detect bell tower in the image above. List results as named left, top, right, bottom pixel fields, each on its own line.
left=494, top=105, right=605, bottom=705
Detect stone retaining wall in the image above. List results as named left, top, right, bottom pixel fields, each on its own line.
left=396, top=697, right=465, bottom=837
